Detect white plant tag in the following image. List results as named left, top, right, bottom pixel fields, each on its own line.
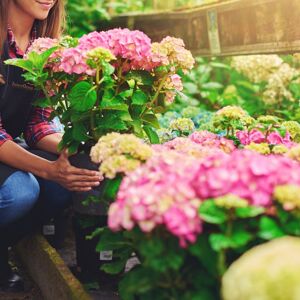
left=43, top=225, right=55, bottom=235
left=100, top=250, right=113, bottom=261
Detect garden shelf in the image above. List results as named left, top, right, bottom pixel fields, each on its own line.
left=100, top=0, right=300, bottom=56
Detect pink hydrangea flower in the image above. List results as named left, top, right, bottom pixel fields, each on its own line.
left=189, top=131, right=235, bottom=153
left=162, top=137, right=225, bottom=158
left=237, top=129, right=295, bottom=148
left=267, top=132, right=284, bottom=145
left=25, top=37, right=59, bottom=56
left=193, top=150, right=300, bottom=207
left=108, top=150, right=202, bottom=247
left=78, top=31, right=109, bottom=51
left=59, top=48, right=94, bottom=75
left=236, top=129, right=265, bottom=145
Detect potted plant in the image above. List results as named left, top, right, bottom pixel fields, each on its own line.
left=5, top=28, right=195, bottom=282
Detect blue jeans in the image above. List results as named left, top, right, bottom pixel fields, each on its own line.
left=0, top=171, right=72, bottom=245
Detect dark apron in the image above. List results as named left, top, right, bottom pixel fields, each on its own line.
left=0, top=41, right=57, bottom=185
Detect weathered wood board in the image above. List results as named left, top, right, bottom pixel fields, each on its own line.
left=99, top=0, right=300, bottom=56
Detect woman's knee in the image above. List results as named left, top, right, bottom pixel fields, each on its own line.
left=0, top=171, right=40, bottom=226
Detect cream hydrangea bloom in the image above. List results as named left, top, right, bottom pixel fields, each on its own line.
left=286, top=144, right=300, bottom=162
left=222, top=237, right=300, bottom=300
left=215, top=194, right=248, bottom=209
left=245, top=143, right=271, bottom=155
left=274, top=185, right=300, bottom=210
left=90, top=133, right=153, bottom=179
left=231, top=55, right=283, bottom=83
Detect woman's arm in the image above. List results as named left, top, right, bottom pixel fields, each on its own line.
left=35, top=132, right=62, bottom=154
left=0, top=140, right=101, bottom=192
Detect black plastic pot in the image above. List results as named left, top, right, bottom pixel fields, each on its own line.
left=69, top=153, right=116, bottom=283
left=41, top=211, right=69, bottom=249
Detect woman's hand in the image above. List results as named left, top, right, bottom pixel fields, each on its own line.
left=47, top=150, right=103, bottom=192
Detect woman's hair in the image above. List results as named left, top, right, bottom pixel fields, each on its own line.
left=0, top=0, right=66, bottom=54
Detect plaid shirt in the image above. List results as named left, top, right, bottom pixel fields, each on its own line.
left=0, top=26, right=60, bottom=147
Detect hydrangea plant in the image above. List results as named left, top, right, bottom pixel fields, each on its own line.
left=5, top=28, right=194, bottom=152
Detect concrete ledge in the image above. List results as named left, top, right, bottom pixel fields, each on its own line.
left=16, top=234, right=91, bottom=300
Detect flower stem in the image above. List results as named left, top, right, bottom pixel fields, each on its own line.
left=141, top=74, right=168, bottom=118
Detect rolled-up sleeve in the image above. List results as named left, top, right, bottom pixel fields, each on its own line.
left=0, top=115, right=13, bottom=147
left=24, top=107, right=62, bottom=147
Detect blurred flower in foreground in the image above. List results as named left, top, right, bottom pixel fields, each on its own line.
left=222, top=237, right=300, bottom=300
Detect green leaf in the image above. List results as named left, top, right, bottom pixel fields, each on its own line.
left=209, top=234, right=231, bottom=251
left=210, top=61, right=231, bottom=69
left=96, top=228, right=128, bottom=252
left=199, top=200, right=227, bottom=224
left=36, top=46, right=59, bottom=70
left=102, top=177, right=122, bottom=200
left=33, top=97, right=51, bottom=108
left=119, top=89, right=133, bottom=99
left=183, top=82, right=199, bottom=94
left=72, top=123, right=89, bottom=142
left=115, top=110, right=133, bottom=122
left=141, top=114, right=160, bottom=129
left=101, top=259, right=126, bottom=275
left=258, top=217, right=285, bottom=240
left=95, top=114, right=128, bottom=132
left=119, top=267, right=159, bottom=299
left=188, top=235, right=218, bottom=277
left=129, top=120, right=144, bottom=137
left=5, top=59, right=34, bottom=73
left=143, top=125, right=159, bottom=144
left=125, top=70, right=154, bottom=86
left=235, top=206, right=265, bottom=218
left=132, top=90, right=148, bottom=105
left=67, top=141, right=80, bottom=155
left=69, top=81, right=97, bottom=112
left=202, top=82, right=224, bottom=90
left=102, top=61, right=115, bottom=76
left=230, top=228, right=252, bottom=248
left=139, top=237, right=165, bottom=258
left=101, top=91, right=128, bottom=111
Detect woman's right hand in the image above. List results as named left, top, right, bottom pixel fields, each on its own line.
left=47, top=150, right=103, bottom=192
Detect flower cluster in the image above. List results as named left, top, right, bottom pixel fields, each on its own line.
left=262, top=63, right=299, bottom=105
left=189, top=131, right=236, bottom=153
left=193, top=150, right=300, bottom=207
left=213, top=106, right=250, bottom=133
left=151, top=36, right=195, bottom=73
left=215, top=105, right=248, bottom=120
left=161, top=137, right=224, bottom=159
left=163, top=74, right=184, bottom=102
left=59, top=47, right=95, bottom=75
left=231, top=55, right=283, bottom=83
left=86, top=47, right=116, bottom=68
left=244, top=142, right=271, bottom=155
left=78, top=28, right=152, bottom=64
left=237, top=129, right=294, bottom=151
left=231, top=55, right=299, bottom=105
left=282, top=121, right=300, bottom=142
left=108, top=148, right=300, bottom=247
left=90, top=133, right=153, bottom=179
left=169, top=118, right=195, bottom=134
left=108, top=150, right=202, bottom=247
left=26, top=37, right=59, bottom=56
left=222, top=237, right=300, bottom=300
left=287, top=144, right=300, bottom=162
left=274, top=185, right=300, bottom=210
left=214, top=194, right=248, bottom=209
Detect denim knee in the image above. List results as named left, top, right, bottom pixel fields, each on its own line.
left=0, top=171, right=40, bottom=226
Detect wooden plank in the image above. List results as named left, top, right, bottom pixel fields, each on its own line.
left=99, top=0, right=300, bottom=56
left=16, top=235, right=91, bottom=300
